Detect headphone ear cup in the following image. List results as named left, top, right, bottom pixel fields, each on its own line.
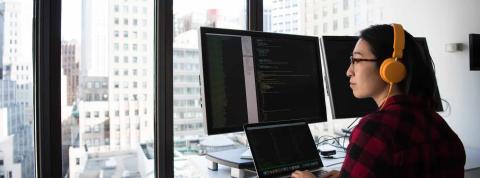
left=380, top=58, right=406, bottom=84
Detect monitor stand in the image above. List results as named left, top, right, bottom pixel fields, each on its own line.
left=205, top=147, right=255, bottom=178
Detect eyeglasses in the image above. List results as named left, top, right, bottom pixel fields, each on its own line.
left=349, top=56, right=377, bottom=69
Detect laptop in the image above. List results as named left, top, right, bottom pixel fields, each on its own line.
left=244, top=120, right=327, bottom=178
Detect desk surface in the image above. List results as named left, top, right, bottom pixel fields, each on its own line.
left=183, top=146, right=480, bottom=178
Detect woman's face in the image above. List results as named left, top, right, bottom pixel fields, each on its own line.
left=346, top=38, right=388, bottom=99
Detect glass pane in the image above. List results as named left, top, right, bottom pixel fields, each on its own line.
left=172, top=0, right=246, bottom=177
left=61, top=0, right=154, bottom=177
left=264, top=0, right=384, bottom=36
left=0, top=0, right=36, bottom=177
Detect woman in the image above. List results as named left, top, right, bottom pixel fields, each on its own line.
left=292, top=24, right=465, bottom=178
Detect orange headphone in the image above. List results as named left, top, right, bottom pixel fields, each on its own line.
left=379, top=23, right=406, bottom=84
left=378, top=23, right=406, bottom=110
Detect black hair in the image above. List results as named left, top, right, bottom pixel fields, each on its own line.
left=359, top=24, right=442, bottom=110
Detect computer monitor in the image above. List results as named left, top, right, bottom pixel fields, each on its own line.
left=321, top=36, right=444, bottom=119
left=200, top=27, right=327, bottom=135
left=469, top=34, right=480, bottom=70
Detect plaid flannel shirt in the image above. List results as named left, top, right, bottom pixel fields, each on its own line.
left=339, top=95, right=465, bottom=178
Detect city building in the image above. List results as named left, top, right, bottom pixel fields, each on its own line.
left=77, top=0, right=154, bottom=153
left=61, top=40, right=80, bottom=106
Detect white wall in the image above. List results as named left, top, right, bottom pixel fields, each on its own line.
left=381, top=0, right=480, bottom=148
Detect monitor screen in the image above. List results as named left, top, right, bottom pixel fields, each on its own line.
left=321, top=36, right=443, bottom=119
left=200, top=27, right=327, bottom=135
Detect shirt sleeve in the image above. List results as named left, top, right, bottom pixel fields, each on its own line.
left=339, top=117, right=392, bottom=178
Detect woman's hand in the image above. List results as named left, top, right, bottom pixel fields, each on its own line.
left=321, top=170, right=340, bottom=178
left=291, top=170, right=316, bottom=178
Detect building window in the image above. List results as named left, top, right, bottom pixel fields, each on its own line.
left=333, top=20, right=338, bottom=31
left=333, top=3, right=338, bottom=14
left=343, top=0, right=349, bottom=10
left=343, top=17, right=349, bottom=28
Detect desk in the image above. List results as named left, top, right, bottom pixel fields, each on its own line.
left=192, top=146, right=480, bottom=178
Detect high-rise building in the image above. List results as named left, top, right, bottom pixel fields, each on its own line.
left=0, top=0, right=35, bottom=177
left=173, top=30, right=203, bottom=138
left=171, top=6, right=245, bottom=146
left=61, top=40, right=80, bottom=106
left=304, top=0, right=384, bottom=36
left=0, top=2, right=3, bottom=80
left=78, top=0, right=154, bottom=152
left=267, top=0, right=306, bottom=34
left=77, top=76, right=111, bottom=152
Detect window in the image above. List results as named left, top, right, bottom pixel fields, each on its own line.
left=333, top=3, right=338, bottom=14
left=172, top=0, right=246, bottom=176
left=333, top=19, right=338, bottom=31
left=323, top=23, right=328, bottom=33
left=344, top=0, right=349, bottom=10
left=61, top=0, right=154, bottom=177
left=343, top=16, right=350, bottom=28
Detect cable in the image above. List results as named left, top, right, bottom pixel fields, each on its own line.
left=315, top=135, right=348, bottom=151
left=346, top=117, right=361, bottom=130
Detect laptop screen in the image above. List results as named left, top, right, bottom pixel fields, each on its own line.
left=245, top=120, right=323, bottom=177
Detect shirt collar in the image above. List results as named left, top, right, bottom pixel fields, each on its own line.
left=381, top=94, right=428, bottom=110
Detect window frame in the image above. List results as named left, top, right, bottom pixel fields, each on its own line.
left=35, top=0, right=262, bottom=177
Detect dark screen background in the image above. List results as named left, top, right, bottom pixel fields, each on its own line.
left=252, top=37, right=326, bottom=123
left=247, top=123, right=321, bottom=177
left=322, top=36, right=444, bottom=120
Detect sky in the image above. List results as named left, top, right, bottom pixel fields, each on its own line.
left=61, top=0, right=82, bottom=41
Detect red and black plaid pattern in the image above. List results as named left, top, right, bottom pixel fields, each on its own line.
left=340, top=95, right=465, bottom=178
